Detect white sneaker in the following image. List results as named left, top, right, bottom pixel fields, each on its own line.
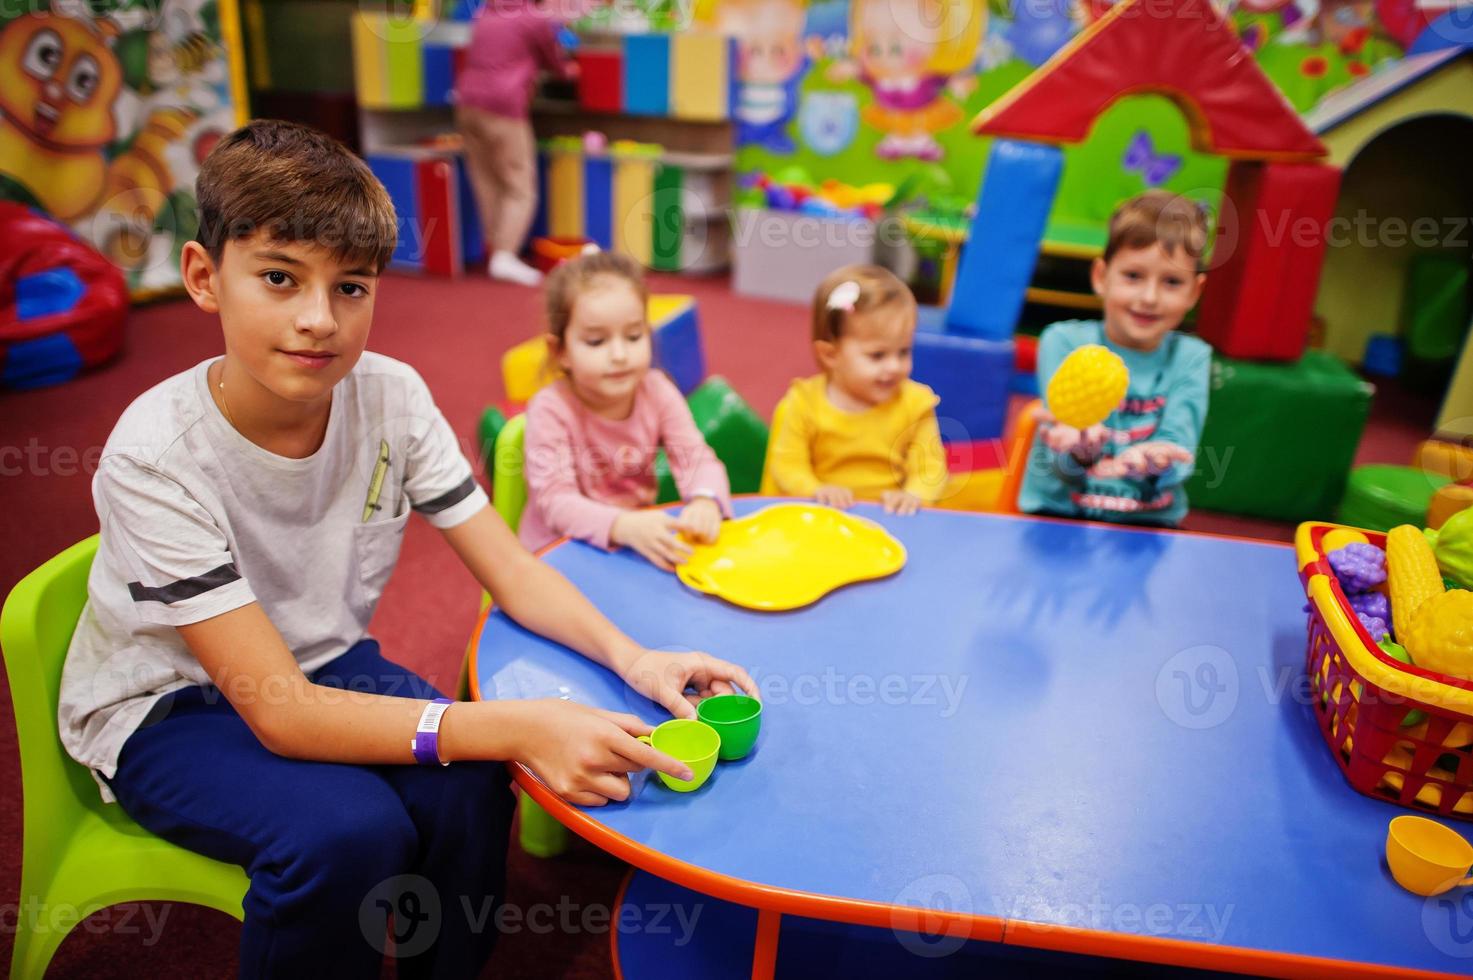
left=488, top=250, right=543, bottom=286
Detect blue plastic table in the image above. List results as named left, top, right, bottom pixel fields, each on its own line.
left=471, top=501, right=1473, bottom=978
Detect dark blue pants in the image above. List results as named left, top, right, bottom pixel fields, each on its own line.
left=108, top=639, right=515, bottom=979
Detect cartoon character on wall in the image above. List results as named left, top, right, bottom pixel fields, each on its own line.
left=0, top=11, right=125, bottom=222
left=0, top=3, right=224, bottom=293
left=719, top=0, right=809, bottom=154
left=1005, top=0, right=1074, bottom=68
left=1264, top=0, right=1401, bottom=105
left=798, top=89, right=860, bottom=155
left=828, top=0, right=984, bottom=161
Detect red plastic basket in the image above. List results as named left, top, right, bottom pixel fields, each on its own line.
left=1297, top=522, right=1473, bottom=819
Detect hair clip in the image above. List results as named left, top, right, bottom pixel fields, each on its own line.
left=827, top=280, right=861, bottom=313
left=580, top=243, right=602, bottom=255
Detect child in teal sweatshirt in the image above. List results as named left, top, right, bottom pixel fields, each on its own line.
left=1020, top=191, right=1213, bottom=527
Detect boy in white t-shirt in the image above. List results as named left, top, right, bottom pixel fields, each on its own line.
left=57, top=120, right=756, bottom=978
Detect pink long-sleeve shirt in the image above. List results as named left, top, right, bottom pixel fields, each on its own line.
left=519, top=372, right=733, bottom=551
left=454, top=0, right=571, bottom=119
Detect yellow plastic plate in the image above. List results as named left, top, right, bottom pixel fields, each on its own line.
left=677, top=503, right=907, bottom=611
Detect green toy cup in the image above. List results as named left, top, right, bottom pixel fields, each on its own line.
left=638, top=719, right=720, bottom=792
left=696, top=694, right=763, bottom=761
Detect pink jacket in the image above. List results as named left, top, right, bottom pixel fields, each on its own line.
left=518, top=372, right=733, bottom=551
left=454, top=0, right=571, bottom=119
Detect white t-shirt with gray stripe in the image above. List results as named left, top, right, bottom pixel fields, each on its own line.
left=59, top=352, right=488, bottom=800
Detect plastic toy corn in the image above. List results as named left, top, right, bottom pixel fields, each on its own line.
left=1400, top=589, right=1473, bottom=680
left=1387, top=524, right=1445, bottom=640
left=1045, top=345, right=1130, bottom=430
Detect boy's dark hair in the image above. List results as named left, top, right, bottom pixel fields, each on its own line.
left=1104, top=190, right=1211, bottom=270
left=544, top=250, right=649, bottom=342
left=195, top=119, right=398, bottom=272
left=810, top=264, right=916, bottom=344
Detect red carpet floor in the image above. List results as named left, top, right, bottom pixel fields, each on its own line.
left=0, top=270, right=1440, bottom=977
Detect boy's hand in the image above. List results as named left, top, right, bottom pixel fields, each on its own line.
left=611, top=510, right=692, bottom=571
left=620, top=648, right=761, bottom=720
left=676, top=497, right=723, bottom=544
left=1126, top=441, right=1194, bottom=476
left=1091, top=442, right=1193, bottom=479
left=815, top=484, right=855, bottom=509
left=1041, top=416, right=1109, bottom=461
left=881, top=489, right=923, bottom=516
left=517, top=699, right=691, bottom=806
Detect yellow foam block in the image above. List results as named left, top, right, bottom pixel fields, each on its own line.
left=547, top=148, right=584, bottom=240
left=350, top=14, right=388, bottom=109
left=934, top=468, right=1005, bottom=513
left=1429, top=483, right=1473, bottom=530
left=502, top=336, right=550, bottom=404
left=1418, top=439, right=1473, bottom=483
left=648, top=294, right=693, bottom=326
left=670, top=33, right=729, bottom=121
left=613, top=154, right=656, bottom=266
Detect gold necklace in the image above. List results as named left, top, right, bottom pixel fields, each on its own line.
left=216, top=362, right=237, bottom=428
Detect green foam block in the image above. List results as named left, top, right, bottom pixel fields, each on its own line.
left=655, top=376, right=770, bottom=503
left=1185, top=350, right=1373, bottom=522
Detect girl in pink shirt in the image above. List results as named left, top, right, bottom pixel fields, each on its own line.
left=519, top=252, right=731, bottom=568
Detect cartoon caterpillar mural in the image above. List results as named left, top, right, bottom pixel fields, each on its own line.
left=0, top=5, right=228, bottom=288
left=93, top=104, right=200, bottom=270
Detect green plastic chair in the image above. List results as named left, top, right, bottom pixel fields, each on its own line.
left=476, top=405, right=508, bottom=492
left=492, top=413, right=528, bottom=531
left=483, top=415, right=569, bottom=858
left=1, top=536, right=250, bottom=979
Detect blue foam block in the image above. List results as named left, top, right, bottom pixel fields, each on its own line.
left=623, top=34, right=669, bottom=116
left=422, top=44, right=455, bottom=107
left=726, top=37, right=740, bottom=121
left=530, top=150, right=550, bottom=242
left=367, top=154, right=420, bottom=269
left=16, top=267, right=85, bottom=320
left=653, top=303, right=706, bottom=395
left=1363, top=333, right=1402, bottom=378
left=913, top=305, right=1013, bottom=443
left=1009, top=370, right=1040, bottom=397
left=947, top=139, right=1063, bottom=340
left=2, top=332, right=82, bottom=390
left=455, top=155, right=486, bottom=264
left=584, top=155, right=613, bottom=250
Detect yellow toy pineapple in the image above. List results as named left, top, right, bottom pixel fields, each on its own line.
left=1045, top=344, right=1130, bottom=430
left=1401, top=589, right=1473, bottom=681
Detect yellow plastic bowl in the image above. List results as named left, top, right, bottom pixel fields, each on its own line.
left=1386, top=815, right=1473, bottom=896
left=677, top=503, right=907, bottom=611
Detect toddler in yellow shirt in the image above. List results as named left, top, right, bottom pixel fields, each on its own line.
left=761, top=264, right=948, bottom=515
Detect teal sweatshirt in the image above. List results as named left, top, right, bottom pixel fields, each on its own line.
left=1018, top=320, right=1211, bottom=527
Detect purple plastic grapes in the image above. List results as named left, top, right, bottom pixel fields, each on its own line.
left=1329, top=542, right=1387, bottom=592
left=1357, top=613, right=1390, bottom=642
left=1348, top=590, right=1390, bottom=621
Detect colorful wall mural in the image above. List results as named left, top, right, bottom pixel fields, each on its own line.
left=703, top=0, right=1444, bottom=235
left=0, top=0, right=245, bottom=298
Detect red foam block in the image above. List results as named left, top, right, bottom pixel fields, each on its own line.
left=974, top=0, right=1325, bottom=160
left=1196, top=160, right=1342, bottom=361
left=577, top=50, right=624, bottom=114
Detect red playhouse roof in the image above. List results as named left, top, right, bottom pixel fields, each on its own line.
left=973, top=0, right=1326, bottom=160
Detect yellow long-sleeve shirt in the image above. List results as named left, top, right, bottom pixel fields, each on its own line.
left=760, top=375, right=949, bottom=502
